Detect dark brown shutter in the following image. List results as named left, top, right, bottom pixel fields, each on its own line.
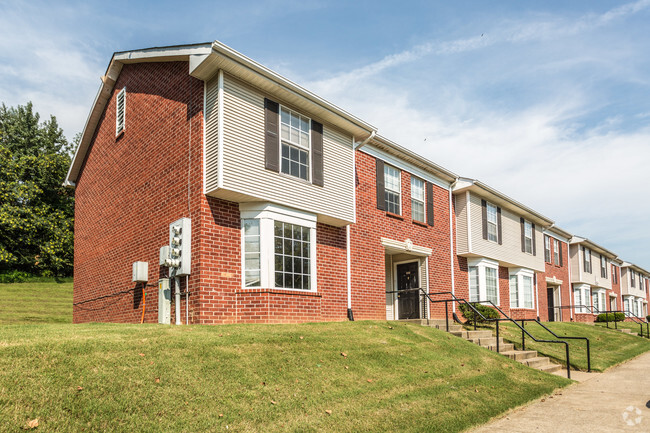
left=559, top=242, right=563, bottom=266
left=311, top=120, right=324, bottom=186
left=481, top=199, right=488, bottom=240
left=497, top=207, right=502, bottom=245
left=520, top=217, right=526, bottom=252
left=264, top=98, right=280, bottom=172
left=376, top=159, right=385, bottom=211
left=531, top=223, right=536, bottom=256
left=588, top=249, right=592, bottom=273
left=426, top=181, right=434, bottom=226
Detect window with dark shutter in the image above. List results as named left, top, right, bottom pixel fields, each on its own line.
left=311, top=121, right=323, bottom=186
left=531, top=223, right=536, bottom=256
left=376, top=159, right=385, bottom=211
left=559, top=242, right=563, bottom=266
left=426, top=182, right=434, bottom=226
left=264, top=98, right=280, bottom=172
left=497, top=207, right=502, bottom=245
left=520, top=218, right=526, bottom=253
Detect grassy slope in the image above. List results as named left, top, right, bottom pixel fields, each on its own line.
left=594, top=321, right=650, bottom=337
left=496, top=321, right=650, bottom=372
left=0, top=280, right=73, bottom=324
left=0, top=321, right=570, bottom=432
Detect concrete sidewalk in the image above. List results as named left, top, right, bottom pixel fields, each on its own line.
left=470, top=351, right=650, bottom=432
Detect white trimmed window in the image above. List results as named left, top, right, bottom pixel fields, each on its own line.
left=573, top=284, right=590, bottom=314
left=583, top=247, right=592, bottom=273
left=523, top=220, right=533, bottom=254
left=410, top=177, right=425, bottom=223
left=468, top=258, right=499, bottom=305
left=384, top=165, right=401, bottom=215
left=280, top=107, right=310, bottom=180
left=116, top=87, right=126, bottom=135
left=509, top=269, right=535, bottom=309
left=486, top=202, right=498, bottom=242
left=591, top=289, right=606, bottom=313
left=600, top=255, right=607, bottom=279
left=240, top=203, right=317, bottom=291
left=631, top=270, right=636, bottom=288
left=553, top=239, right=560, bottom=265
left=544, top=236, right=551, bottom=263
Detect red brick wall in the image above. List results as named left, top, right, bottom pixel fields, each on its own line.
left=350, top=151, right=453, bottom=320
left=537, top=239, right=571, bottom=322
left=73, top=61, right=205, bottom=324
left=611, top=265, right=622, bottom=313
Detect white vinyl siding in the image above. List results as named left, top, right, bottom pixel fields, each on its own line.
left=411, top=177, right=425, bottom=223
left=568, top=244, right=613, bottom=289
left=206, top=74, right=355, bottom=225
left=116, top=87, right=126, bottom=135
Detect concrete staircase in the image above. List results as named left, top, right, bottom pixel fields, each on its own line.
left=422, top=319, right=562, bottom=374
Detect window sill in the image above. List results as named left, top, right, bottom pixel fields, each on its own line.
left=412, top=220, right=428, bottom=228
left=236, top=287, right=322, bottom=297
left=386, top=212, right=404, bottom=221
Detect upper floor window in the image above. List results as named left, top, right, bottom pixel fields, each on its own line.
left=612, top=265, right=618, bottom=284
left=523, top=220, right=533, bottom=254
left=410, top=177, right=425, bottom=223
left=116, top=87, right=126, bottom=136
left=544, top=236, right=551, bottom=263
left=600, top=255, right=607, bottom=279
left=583, top=247, right=592, bottom=273
left=631, top=270, right=636, bottom=288
left=384, top=164, right=401, bottom=215
left=553, top=239, right=561, bottom=265
left=280, top=107, right=310, bottom=180
left=486, top=202, right=498, bottom=242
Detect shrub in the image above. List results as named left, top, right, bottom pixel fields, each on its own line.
left=458, top=303, right=499, bottom=323
left=0, top=270, right=32, bottom=283
left=595, top=312, right=625, bottom=323
left=646, top=315, right=649, bottom=322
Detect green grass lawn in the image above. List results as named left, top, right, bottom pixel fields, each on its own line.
left=493, top=321, right=650, bottom=372
left=594, top=321, right=650, bottom=337
left=0, top=279, right=73, bottom=324
left=0, top=321, right=571, bottom=432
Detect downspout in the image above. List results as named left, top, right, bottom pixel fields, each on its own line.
left=353, top=130, right=376, bottom=150
left=346, top=225, right=353, bottom=321
left=449, top=178, right=458, bottom=312
left=568, top=242, right=573, bottom=321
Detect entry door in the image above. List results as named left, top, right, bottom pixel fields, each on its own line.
left=547, top=286, right=555, bottom=322
left=397, top=262, right=420, bottom=319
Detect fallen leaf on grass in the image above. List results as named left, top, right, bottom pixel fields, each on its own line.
left=366, top=379, right=373, bottom=383
left=219, top=414, right=224, bottom=418
left=155, top=378, right=160, bottom=383
left=299, top=336, right=304, bottom=340
left=77, top=386, right=83, bottom=391
left=325, top=410, right=332, bottom=415
left=271, top=400, right=277, bottom=405
left=340, top=352, right=347, bottom=357
left=474, top=389, right=478, bottom=393
left=26, top=419, right=38, bottom=429
left=344, top=366, right=349, bottom=369
left=139, top=353, right=145, bottom=357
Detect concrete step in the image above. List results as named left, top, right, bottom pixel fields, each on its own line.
left=501, top=350, right=538, bottom=361
left=451, top=329, right=493, bottom=339
left=485, top=342, right=515, bottom=353
left=522, top=356, right=552, bottom=369
left=429, top=323, right=463, bottom=332
left=617, top=328, right=632, bottom=333
left=537, top=362, right=562, bottom=373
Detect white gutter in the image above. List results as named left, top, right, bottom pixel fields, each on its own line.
left=449, top=179, right=458, bottom=311
left=354, top=130, right=376, bottom=150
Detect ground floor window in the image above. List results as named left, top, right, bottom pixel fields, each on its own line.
left=467, top=258, right=499, bottom=305
left=240, top=203, right=317, bottom=291
left=591, top=289, right=606, bottom=314
left=509, top=268, right=534, bottom=309
left=573, top=284, right=590, bottom=313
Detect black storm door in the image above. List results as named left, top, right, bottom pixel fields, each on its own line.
left=397, top=262, right=420, bottom=320
left=547, top=286, right=555, bottom=322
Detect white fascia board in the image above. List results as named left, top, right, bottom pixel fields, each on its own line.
left=467, top=257, right=499, bottom=269
left=569, top=236, right=619, bottom=260
left=542, top=228, right=571, bottom=244
left=381, top=238, right=432, bottom=257
left=114, top=44, right=212, bottom=63
left=361, top=144, right=451, bottom=190
left=239, top=202, right=317, bottom=228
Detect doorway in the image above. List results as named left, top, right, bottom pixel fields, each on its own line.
left=397, top=261, right=420, bottom=320
left=547, top=286, right=561, bottom=322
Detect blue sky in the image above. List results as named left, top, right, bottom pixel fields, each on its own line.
left=1, top=0, right=649, bottom=268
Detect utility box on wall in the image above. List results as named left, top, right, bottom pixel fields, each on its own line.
left=169, top=217, right=191, bottom=276
left=158, top=278, right=171, bottom=324
left=132, top=261, right=149, bottom=282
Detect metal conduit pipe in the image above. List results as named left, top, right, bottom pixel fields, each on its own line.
left=175, top=276, right=181, bottom=325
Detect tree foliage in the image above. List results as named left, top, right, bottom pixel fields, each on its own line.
left=0, top=102, right=74, bottom=276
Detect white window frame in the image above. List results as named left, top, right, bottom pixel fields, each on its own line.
left=573, top=284, right=590, bottom=314
left=544, top=236, right=551, bottom=263
left=410, top=176, right=425, bottom=223
left=631, top=270, right=636, bottom=288
left=553, top=239, right=560, bottom=265
left=279, top=106, right=311, bottom=181
left=591, top=288, right=606, bottom=314
left=240, top=203, right=317, bottom=292
left=242, top=219, right=261, bottom=287
left=116, top=87, right=126, bottom=136
left=584, top=247, right=592, bottom=273
left=486, top=202, right=498, bottom=243
left=600, top=255, right=607, bottom=279
left=509, top=268, right=535, bottom=309
left=523, top=220, right=533, bottom=254
left=467, top=258, right=500, bottom=306
left=384, top=164, right=401, bottom=215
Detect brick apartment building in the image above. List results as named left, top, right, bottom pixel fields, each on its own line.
left=66, top=41, right=648, bottom=325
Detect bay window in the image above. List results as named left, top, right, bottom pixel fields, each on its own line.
left=467, top=258, right=499, bottom=305
left=509, top=268, right=535, bottom=309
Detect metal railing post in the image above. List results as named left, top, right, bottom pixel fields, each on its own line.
left=445, top=300, right=449, bottom=332
left=496, top=320, right=500, bottom=353
left=521, top=320, right=525, bottom=351
left=586, top=339, right=591, bottom=372
left=565, top=343, right=571, bottom=379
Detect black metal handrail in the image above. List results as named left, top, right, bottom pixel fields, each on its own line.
left=425, top=292, right=572, bottom=379
left=517, top=318, right=591, bottom=372
left=472, top=299, right=572, bottom=379
left=553, top=305, right=649, bottom=338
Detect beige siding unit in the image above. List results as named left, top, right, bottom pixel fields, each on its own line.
left=621, top=268, right=646, bottom=297
left=569, top=245, right=613, bottom=289
left=463, top=192, right=544, bottom=271
left=205, top=73, right=355, bottom=226
left=455, top=193, right=469, bottom=254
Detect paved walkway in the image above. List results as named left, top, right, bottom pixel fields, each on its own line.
left=470, top=351, right=650, bottom=432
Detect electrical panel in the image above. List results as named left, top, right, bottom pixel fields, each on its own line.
left=158, top=278, right=171, bottom=324
left=169, top=217, right=191, bottom=276
left=132, top=261, right=148, bottom=282
left=159, top=246, right=170, bottom=266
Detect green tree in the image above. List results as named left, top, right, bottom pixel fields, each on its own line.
left=0, top=102, right=74, bottom=276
